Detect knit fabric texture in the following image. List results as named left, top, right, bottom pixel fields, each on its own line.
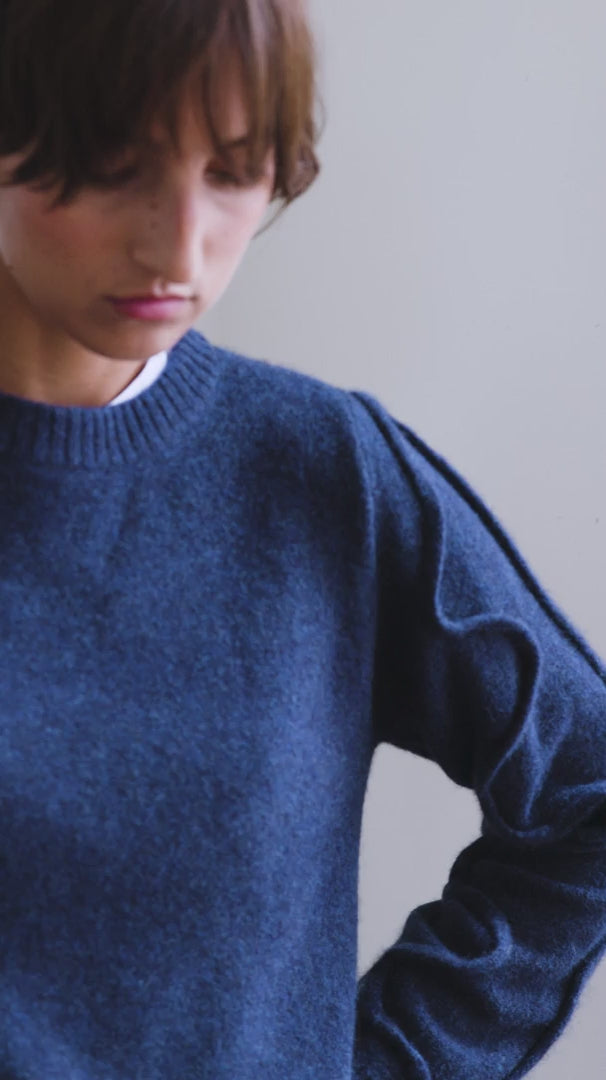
left=0, top=327, right=605, bottom=1079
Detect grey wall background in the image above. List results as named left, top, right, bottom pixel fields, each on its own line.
left=199, top=2, right=606, bottom=1076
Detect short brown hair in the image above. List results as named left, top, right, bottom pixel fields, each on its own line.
left=0, top=0, right=325, bottom=230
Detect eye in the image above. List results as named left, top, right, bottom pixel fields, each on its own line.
left=92, top=161, right=266, bottom=191
left=208, top=167, right=268, bottom=189
left=92, top=164, right=140, bottom=188
left=207, top=169, right=243, bottom=188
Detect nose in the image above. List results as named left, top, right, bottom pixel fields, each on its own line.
left=131, top=185, right=208, bottom=291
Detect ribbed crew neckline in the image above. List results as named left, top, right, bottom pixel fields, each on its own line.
left=0, top=329, right=222, bottom=469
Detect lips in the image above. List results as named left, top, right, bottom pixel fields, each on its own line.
left=112, top=295, right=192, bottom=302
left=109, top=296, right=190, bottom=322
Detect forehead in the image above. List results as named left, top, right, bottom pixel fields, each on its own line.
left=148, top=54, right=250, bottom=152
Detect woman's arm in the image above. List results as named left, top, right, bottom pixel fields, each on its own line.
left=347, top=390, right=606, bottom=1080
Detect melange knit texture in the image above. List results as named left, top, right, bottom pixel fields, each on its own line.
left=0, top=326, right=605, bottom=1080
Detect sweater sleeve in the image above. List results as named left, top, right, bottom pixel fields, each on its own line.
left=347, top=390, right=606, bottom=1080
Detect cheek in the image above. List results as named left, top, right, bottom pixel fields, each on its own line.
left=0, top=191, right=109, bottom=289
left=0, top=190, right=39, bottom=267
left=0, top=201, right=98, bottom=323
left=0, top=197, right=58, bottom=293
left=30, top=211, right=108, bottom=275
left=204, top=195, right=269, bottom=259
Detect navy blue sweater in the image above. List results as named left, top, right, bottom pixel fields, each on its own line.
left=0, top=327, right=604, bottom=1079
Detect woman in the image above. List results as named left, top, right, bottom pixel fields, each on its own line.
left=0, top=2, right=604, bottom=1078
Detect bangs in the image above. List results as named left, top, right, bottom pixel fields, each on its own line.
left=0, top=0, right=323, bottom=215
